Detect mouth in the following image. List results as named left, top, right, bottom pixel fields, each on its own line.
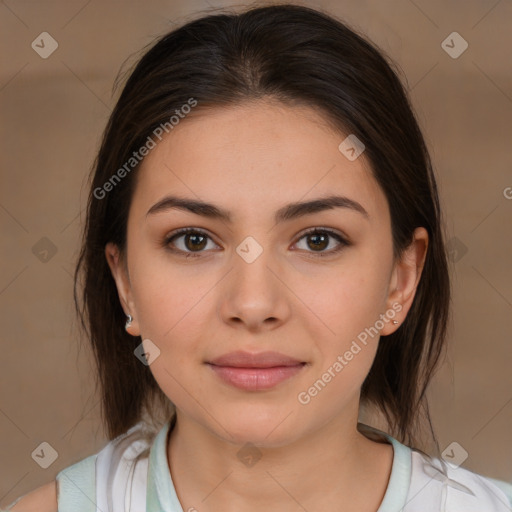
left=206, top=351, right=307, bottom=391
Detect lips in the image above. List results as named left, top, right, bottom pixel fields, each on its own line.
left=208, top=350, right=304, bottom=368
left=206, top=351, right=307, bottom=391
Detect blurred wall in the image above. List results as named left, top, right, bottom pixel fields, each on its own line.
left=1, top=0, right=511, bottom=506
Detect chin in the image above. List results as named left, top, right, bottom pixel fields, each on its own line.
left=212, top=408, right=302, bottom=449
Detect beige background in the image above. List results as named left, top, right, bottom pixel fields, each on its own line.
left=1, top=0, right=511, bottom=506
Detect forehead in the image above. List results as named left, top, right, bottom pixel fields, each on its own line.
left=131, top=101, right=388, bottom=223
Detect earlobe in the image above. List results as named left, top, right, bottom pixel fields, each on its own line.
left=105, top=242, right=141, bottom=336
left=382, top=227, right=429, bottom=335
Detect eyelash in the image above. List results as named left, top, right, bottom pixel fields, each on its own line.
left=163, top=227, right=349, bottom=259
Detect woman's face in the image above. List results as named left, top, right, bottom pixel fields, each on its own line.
left=107, top=100, right=427, bottom=447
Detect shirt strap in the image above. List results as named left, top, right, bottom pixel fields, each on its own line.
left=55, top=454, right=97, bottom=512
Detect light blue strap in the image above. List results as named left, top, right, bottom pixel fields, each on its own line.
left=56, top=454, right=97, bottom=512
left=355, top=423, right=412, bottom=512
left=376, top=435, right=412, bottom=512
left=147, top=420, right=184, bottom=512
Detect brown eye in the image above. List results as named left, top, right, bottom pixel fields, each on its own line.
left=183, top=232, right=207, bottom=251
left=294, top=228, right=348, bottom=256
left=306, top=232, right=329, bottom=251
left=165, top=228, right=218, bottom=256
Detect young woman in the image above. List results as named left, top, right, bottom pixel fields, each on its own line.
left=6, top=3, right=512, bottom=511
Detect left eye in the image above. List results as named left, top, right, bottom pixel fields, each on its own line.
left=294, top=228, right=348, bottom=256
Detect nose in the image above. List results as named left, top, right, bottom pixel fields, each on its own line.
left=217, top=240, right=291, bottom=333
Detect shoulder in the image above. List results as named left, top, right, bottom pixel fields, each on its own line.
left=409, top=450, right=512, bottom=510
left=486, top=476, right=512, bottom=503
left=55, top=422, right=155, bottom=510
left=4, top=422, right=156, bottom=512
left=8, top=481, right=57, bottom=512
left=445, top=465, right=512, bottom=509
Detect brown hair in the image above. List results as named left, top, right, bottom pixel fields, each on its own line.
left=74, top=3, right=450, bottom=454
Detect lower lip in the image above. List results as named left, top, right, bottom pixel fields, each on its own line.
left=207, top=363, right=306, bottom=391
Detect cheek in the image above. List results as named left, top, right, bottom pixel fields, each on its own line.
left=129, top=249, right=217, bottom=358
left=133, top=275, right=209, bottom=345
left=298, top=253, right=390, bottom=342
left=294, top=267, right=387, bottom=411
left=129, top=243, right=183, bottom=320
left=129, top=261, right=214, bottom=407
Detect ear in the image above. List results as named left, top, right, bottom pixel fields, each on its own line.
left=105, top=242, right=140, bottom=336
left=380, top=227, right=429, bottom=336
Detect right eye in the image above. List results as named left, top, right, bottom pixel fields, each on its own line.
left=164, top=228, right=220, bottom=257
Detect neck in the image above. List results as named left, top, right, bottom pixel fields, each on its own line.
left=166, top=407, right=393, bottom=512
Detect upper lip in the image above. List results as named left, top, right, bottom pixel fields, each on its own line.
left=207, top=351, right=305, bottom=368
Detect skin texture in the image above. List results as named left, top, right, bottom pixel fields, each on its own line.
left=106, top=99, right=428, bottom=512
left=8, top=481, right=57, bottom=511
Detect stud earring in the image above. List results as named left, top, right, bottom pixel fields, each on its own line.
left=392, top=320, right=399, bottom=324
left=125, top=314, right=133, bottom=330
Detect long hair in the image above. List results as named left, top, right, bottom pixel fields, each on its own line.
left=74, top=3, right=450, bottom=454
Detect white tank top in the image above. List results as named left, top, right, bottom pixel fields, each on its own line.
left=47, top=419, right=512, bottom=511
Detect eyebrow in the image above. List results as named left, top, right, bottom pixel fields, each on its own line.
left=146, top=194, right=369, bottom=223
